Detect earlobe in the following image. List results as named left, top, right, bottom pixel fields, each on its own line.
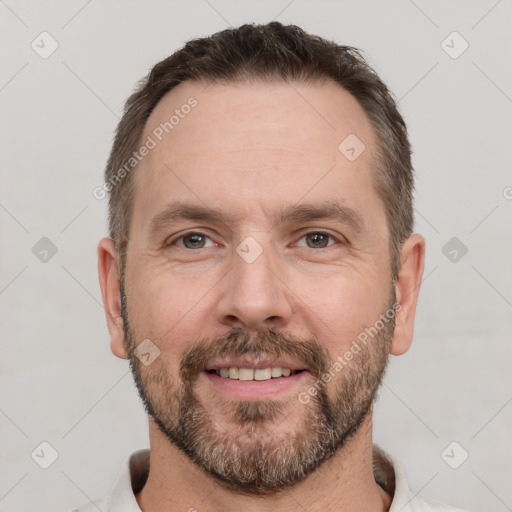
left=97, top=238, right=128, bottom=359
left=390, top=233, right=426, bottom=356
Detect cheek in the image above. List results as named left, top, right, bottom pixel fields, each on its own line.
left=129, top=258, right=204, bottom=321
left=299, top=273, right=391, bottom=362
left=126, top=262, right=216, bottom=363
left=300, top=266, right=388, bottom=320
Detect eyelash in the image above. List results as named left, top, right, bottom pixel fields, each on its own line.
left=165, top=231, right=341, bottom=250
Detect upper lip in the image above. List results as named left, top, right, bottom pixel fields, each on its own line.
left=205, top=357, right=307, bottom=371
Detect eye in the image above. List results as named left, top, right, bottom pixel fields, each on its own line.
left=296, top=231, right=338, bottom=249
left=166, top=232, right=216, bottom=249
left=165, top=231, right=339, bottom=250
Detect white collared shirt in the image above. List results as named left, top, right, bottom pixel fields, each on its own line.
left=69, top=447, right=468, bottom=512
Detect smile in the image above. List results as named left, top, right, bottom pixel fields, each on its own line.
left=207, top=367, right=303, bottom=381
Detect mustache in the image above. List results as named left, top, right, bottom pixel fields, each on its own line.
left=179, top=328, right=332, bottom=385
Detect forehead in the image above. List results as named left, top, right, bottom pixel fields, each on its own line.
left=143, top=78, right=374, bottom=158
left=130, top=79, right=384, bottom=234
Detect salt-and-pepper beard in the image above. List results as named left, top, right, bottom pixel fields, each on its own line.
left=121, top=285, right=396, bottom=495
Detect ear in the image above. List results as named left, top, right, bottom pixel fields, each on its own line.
left=390, top=233, right=426, bottom=356
left=98, top=237, right=127, bottom=359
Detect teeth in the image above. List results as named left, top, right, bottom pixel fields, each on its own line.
left=238, top=368, right=254, bottom=381
left=254, top=368, right=272, bottom=381
left=271, top=367, right=283, bottom=378
left=212, top=367, right=298, bottom=381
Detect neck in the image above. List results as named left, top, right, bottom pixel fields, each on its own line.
left=135, top=414, right=392, bottom=512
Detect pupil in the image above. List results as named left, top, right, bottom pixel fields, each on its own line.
left=185, top=234, right=204, bottom=248
left=308, top=233, right=328, bottom=248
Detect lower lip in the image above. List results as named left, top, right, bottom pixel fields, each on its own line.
left=202, top=370, right=309, bottom=399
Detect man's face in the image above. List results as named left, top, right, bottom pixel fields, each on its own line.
left=121, top=80, right=395, bottom=493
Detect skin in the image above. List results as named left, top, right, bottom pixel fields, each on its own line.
left=98, top=79, right=425, bottom=512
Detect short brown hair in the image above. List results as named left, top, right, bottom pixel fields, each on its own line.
left=105, top=21, right=414, bottom=280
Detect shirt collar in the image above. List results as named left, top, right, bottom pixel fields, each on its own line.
left=108, top=449, right=149, bottom=512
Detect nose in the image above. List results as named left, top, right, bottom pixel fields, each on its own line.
left=215, top=245, right=294, bottom=332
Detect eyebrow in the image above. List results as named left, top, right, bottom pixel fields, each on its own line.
left=148, top=199, right=364, bottom=237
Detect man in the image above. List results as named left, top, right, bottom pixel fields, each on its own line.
left=75, top=22, right=467, bottom=512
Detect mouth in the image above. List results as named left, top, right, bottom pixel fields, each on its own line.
left=206, top=366, right=304, bottom=380
left=202, top=359, right=309, bottom=398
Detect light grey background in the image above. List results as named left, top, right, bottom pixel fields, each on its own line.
left=1, top=1, right=511, bottom=511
